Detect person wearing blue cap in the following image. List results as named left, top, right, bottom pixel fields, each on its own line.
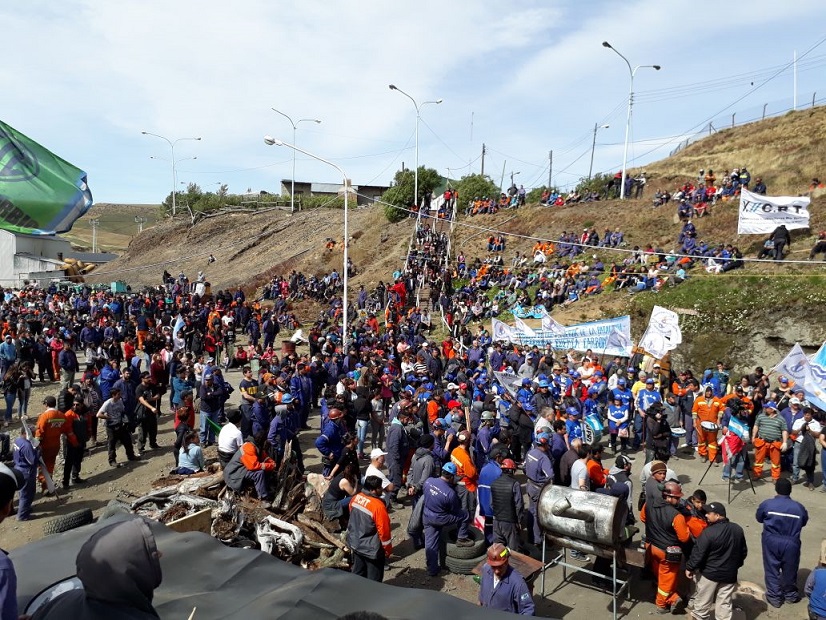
left=422, top=462, right=471, bottom=576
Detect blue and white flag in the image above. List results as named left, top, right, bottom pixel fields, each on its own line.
left=774, top=343, right=826, bottom=411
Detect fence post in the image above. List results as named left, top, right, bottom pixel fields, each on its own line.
left=814, top=92, right=817, bottom=108
left=708, top=122, right=714, bottom=135
left=762, top=103, right=768, bottom=119
left=731, top=113, right=736, bottom=128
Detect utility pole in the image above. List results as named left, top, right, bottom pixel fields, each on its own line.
left=481, top=143, right=486, bottom=176
left=548, top=150, right=553, bottom=190
left=90, top=218, right=100, bottom=254
left=793, top=50, right=798, bottom=110
left=499, top=160, right=506, bottom=193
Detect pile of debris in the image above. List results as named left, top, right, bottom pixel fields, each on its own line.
left=129, top=460, right=349, bottom=571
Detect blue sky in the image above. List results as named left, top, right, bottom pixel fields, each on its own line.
left=3, top=0, right=826, bottom=204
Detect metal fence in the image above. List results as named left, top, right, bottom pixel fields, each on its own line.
left=669, top=91, right=825, bottom=157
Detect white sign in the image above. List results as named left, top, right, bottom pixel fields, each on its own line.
left=513, top=316, right=537, bottom=338
left=491, top=318, right=520, bottom=344
left=638, top=305, right=682, bottom=359
left=738, top=188, right=810, bottom=234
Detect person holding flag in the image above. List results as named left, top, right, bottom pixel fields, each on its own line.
left=720, top=398, right=750, bottom=482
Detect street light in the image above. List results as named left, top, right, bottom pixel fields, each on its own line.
left=388, top=84, right=442, bottom=219
left=151, top=155, right=197, bottom=191
left=588, top=123, right=610, bottom=180
left=271, top=109, right=321, bottom=214
left=264, top=135, right=351, bottom=350
left=142, top=132, right=202, bottom=216
left=602, top=42, right=660, bottom=199
left=510, top=170, right=521, bottom=187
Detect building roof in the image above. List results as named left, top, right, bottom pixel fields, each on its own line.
left=64, top=251, right=118, bottom=263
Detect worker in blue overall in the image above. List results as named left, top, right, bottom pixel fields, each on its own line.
left=524, top=432, right=554, bottom=545
left=478, top=543, right=535, bottom=615
left=805, top=540, right=826, bottom=620
left=422, top=462, right=469, bottom=577
left=755, top=477, right=809, bottom=608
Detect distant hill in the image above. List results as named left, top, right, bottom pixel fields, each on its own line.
left=61, top=203, right=161, bottom=253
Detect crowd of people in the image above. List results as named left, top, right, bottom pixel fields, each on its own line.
left=0, top=178, right=824, bottom=616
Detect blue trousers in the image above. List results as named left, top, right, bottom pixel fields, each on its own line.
left=632, top=413, right=644, bottom=449
left=3, top=392, right=15, bottom=423
left=722, top=452, right=746, bottom=480
left=424, top=514, right=468, bottom=576
left=762, top=535, right=801, bottom=604
left=526, top=481, right=542, bottom=544
left=682, top=412, right=696, bottom=446
left=199, top=410, right=218, bottom=444
left=16, top=467, right=37, bottom=520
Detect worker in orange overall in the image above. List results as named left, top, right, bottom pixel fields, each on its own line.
left=641, top=480, right=691, bottom=614
left=751, top=401, right=788, bottom=481
left=692, top=386, right=722, bottom=464
left=450, top=430, right=478, bottom=534
left=35, top=395, right=79, bottom=493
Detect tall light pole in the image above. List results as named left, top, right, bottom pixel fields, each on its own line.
left=388, top=85, right=442, bottom=217
left=142, top=132, right=202, bottom=216
left=510, top=170, right=521, bottom=187
left=151, top=155, right=197, bottom=192
left=264, top=136, right=351, bottom=350
left=271, top=109, right=321, bottom=213
left=588, top=123, right=610, bottom=180
left=602, top=42, right=660, bottom=199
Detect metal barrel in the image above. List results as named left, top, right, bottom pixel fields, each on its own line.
left=537, top=485, right=628, bottom=547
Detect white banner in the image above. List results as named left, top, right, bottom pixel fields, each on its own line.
left=738, top=188, right=810, bottom=234
left=536, top=306, right=567, bottom=335
left=774, top=343, right=826, bottom=411
left=491, top=318, right=520, bottom=344
left=513, top=316, right=536, bottom=337
left=638, top=305, right=682, bottom=359
left=513, top=315, right=632, bottom=357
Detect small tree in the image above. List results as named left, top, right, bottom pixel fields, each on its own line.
left=455, top=173, right=499, bottom=207
left=575, top=172, right=614, bottom=198
left=381, top=166, right=441, bottom=222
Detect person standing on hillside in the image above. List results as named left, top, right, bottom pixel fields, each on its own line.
left=686, top=502, right=747, bottom=620
left=756, top=478, right=808, bottom=608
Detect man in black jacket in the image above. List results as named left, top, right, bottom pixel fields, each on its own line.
left=490, top=458, right=524, bottom=551
left=685, top=502, right=747, bottom=620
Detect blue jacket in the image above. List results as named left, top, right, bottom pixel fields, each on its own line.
left=385, top=418, right=409, bottom=465
left=477, top=461, right=502, bottom=517
left=315, top=419, right=344, bottom=461
left=805, top=566, right=826, bottom=618
left=422, top=476, right=466, bottom=526
left=525, top=446, right=553, bottom=485
left=478, top=563, right=535, bottom=615
left=99, top=365, right=120, bottom=400
left=251, top=401, right=271, bottom=437
left=756, top=495, right=808, bottom=540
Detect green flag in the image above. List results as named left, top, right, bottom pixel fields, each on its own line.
left=0, top=120, right=93, bottom=235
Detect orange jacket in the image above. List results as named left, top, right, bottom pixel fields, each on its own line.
left=35, top=408, right=78, bottom=449
left=450, top=446, right=477, bottom=492
left=239, top=442, right=275, bottom=472
left=586, top=459, right=608, bottom=488
left=692, top=396, right=722, bottom=424
left=686, top=515, right=708, bottom=539
left=349, top=491, right=393, bottom=556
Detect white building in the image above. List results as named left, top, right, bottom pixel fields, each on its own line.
left=0, top=230, right=72, bottom=286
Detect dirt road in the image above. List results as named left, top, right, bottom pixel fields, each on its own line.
left=1, top=372, right=822, bottom=619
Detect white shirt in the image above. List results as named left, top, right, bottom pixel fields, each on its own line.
left=218, top=422, right=243, bottom=453
left=365, top=463, right=392, bottom=489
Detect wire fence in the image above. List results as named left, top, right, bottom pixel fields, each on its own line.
left=669, top=91, right=825, bottom=157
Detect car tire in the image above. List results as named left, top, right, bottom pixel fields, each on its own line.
left=445, top=526, right=487, bottom=560
left=43, top=508, right=94, bottom=535
left=99, top=499, right=131, bottom=521
left=445, top=552, right=487, bottom=575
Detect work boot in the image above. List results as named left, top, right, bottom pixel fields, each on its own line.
left=72, top=477, right=86, bottom=484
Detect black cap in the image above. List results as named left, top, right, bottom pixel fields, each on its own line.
left=701, top=501, right=726, bottom=517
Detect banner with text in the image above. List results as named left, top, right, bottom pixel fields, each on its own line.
left=738, top=188, right=810, bottom=234
left=513, top=315, right=632, bottom=357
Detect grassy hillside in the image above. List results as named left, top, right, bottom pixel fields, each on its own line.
left=61, top=203, right=161, bottom=253
left=640, top=106, right=826, bottom=195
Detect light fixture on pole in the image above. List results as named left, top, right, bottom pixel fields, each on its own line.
left=601, top=42, right=660, bottom=199
left=388, top=84, right=442, bottom=218
left=271, top=109, right=321, bottom=214
left=142, top=132, right=202, bottom=216
left=510, top=170, right=521, bottom=187
left=264, top=135, right=351, bottom=349
left=588, top=123, right=610, bottom=180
